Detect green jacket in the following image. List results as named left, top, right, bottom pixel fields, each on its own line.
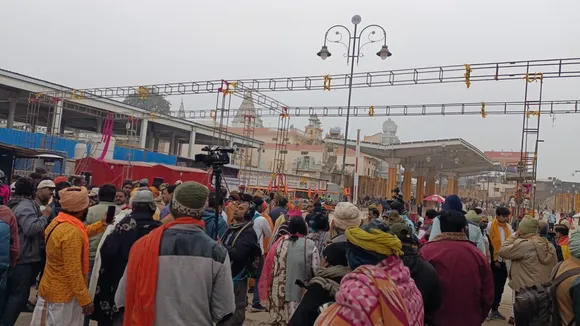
left=85, top=201, right=120, bottom=261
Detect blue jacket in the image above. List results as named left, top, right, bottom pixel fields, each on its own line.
left=202, top=208, right=227, bottom=240
left=400, top=213, right=415, bottom=231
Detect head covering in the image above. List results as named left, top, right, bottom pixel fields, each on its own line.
left=37, top=180, right=55, bottom=190
left=332, top=202, right=362, bottom=230
left=130, top=190, right=156, bottom=211
left=322, top=242, right=348, bottom=267
left=315, top=265, right=413, bottom=326
left=465, top=210, right=482, bottom=223
left=138, top=178, right=149, bottom=187
left=149, top=186, right=160, bottom=198
left=273, top=191, right=285, bottom=204
left=59, top=187, right=90, bottom=213
left=345, top=227, right=403, bottom=257
left=561, top=219, right=572, bottom=230
left=518, top=215, right=539, bottom=235
left=158, top=183, right=169, bottom=192
left=229, top=190, right=240, bottom=201
left=253, top=190, right=264, bottom=199
left=170, top=181, right=209, bottom=219
left=89, top=187, right=99, bottom=197
left=287, top=209, right=302, bottom=218
left=443, top=194, right=465, bottom=213
left=386, top=211, right=405, bottom=226
left=569, top=231, right=580, bottom=258
left=391, top=223, right=414, bottom=244
left=346, top=226, right=403, bottom=271
left=54, top=176, right=68, bottom=184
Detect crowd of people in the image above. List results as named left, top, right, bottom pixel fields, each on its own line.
left=0, top=170, right=580, bottom=325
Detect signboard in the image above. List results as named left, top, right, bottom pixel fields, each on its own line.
left=484, top=151, right=533, bottom=168
left=237, top=170, right=328, bottom=191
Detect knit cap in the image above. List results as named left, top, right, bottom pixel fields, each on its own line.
left=569, top=231, right=580, bottom=258
left=386, top=211, right=405, bottom=226
left=391, top=223, right=414, bottom=244
left=465, top=210, right=482, bottom=224
left=130, top=190, right=156, bottom=211
left=332, top=202, right=362, bottom=230
left=170, top=181, right=209, bottom=218
left=518, top=215, right=539, bottom=235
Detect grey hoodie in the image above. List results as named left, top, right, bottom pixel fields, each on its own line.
left=7, top=196, right=47, bottom=264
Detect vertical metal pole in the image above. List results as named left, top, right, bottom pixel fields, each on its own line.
left=339, top=22, right=358, bottom=188
left=516, top=64, right=530, bottom=219
left=213, top=165, right=222, bottom=241
left=353, top=129, right=361, bottom=205
left=531, top=79, right=543, bottom=215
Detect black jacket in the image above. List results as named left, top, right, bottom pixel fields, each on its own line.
left=541, top=232, right=564, bottom=262
left=401, top=245, right=441, bottom=324
left=222, top=221, right=261, bottom=277
left=289, top=273, right=345, bottom=326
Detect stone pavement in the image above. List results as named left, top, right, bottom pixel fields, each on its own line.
left=16, top=284, right=514, bottom=325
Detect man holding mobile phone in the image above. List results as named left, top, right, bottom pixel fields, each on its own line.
left=84, top=185, right=120, bottom=279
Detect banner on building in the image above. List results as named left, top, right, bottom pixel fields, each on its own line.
left=237, top=170, right=328, bottom=191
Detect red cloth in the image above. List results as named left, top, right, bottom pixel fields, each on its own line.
left=124, top=218, right=205, bottom=326
left=0, top=206, right=19, bottom=267
left=420, top=238, right=494, bottom=326
left=54, top=176, right=68, bottom=184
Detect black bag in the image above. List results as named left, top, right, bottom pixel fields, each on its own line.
left=514, top=262, right=580, bottom=326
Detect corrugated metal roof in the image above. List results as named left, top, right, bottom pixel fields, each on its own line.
left=0, top=142, right=41, bottom=158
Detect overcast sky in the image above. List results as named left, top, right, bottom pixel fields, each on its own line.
left=2, top=0, right=580, bottom=180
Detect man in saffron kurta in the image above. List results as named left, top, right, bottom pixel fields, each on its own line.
left=30, top=186, right=107, bottom=326
left=556, top=223, right=571, bottom=260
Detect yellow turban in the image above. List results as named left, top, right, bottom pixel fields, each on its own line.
left=346, top=226, right=403, bottom=257
left=59, top=187, right=90, bottom=213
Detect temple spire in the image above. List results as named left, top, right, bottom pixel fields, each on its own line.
left=177, top=98, right=186, bottom=119
left=231, top=91, right=264, bottom=128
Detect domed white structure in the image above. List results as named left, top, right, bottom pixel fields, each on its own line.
left=381, top=118, right=400, bottom=145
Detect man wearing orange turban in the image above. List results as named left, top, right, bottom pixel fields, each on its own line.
left=30, top=187, right=109, bottom=326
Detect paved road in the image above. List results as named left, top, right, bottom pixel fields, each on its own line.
left=16, top=284, right=513, bottom=325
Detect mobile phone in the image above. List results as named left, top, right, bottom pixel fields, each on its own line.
left=106, top=206, right=116, bottom=224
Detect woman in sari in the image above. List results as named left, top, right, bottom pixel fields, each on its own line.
left=268, top=208, right=302, bottom=250
left=315, top=224, right=424, bottom=326
left=260, top=217, right=320, bottom=325
left=90, top=190, right=162, bottom=326
left=306, top=211, right=329, bottom=259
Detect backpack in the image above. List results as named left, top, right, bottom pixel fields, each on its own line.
left=514, top=262, right=580, bottom=326
left=0, top=219, right=11, bottom=291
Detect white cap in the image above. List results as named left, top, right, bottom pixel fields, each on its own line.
left=37, top=180, right=56, bottom=190
left=89, top=187, right=99, bottom=197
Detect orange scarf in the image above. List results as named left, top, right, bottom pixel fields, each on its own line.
left=262, top=212, right=274, bottom=251
left=54, top=212, right=90, bottom=275
left=489, top=218, right=511, bottom=261
left=123, top=217, right=205, bottom=326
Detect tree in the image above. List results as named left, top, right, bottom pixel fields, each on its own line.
left=123, top=91, right=171, bottom=115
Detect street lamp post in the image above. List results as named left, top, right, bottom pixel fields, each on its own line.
left=317, top=15, right=391, bottom=188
